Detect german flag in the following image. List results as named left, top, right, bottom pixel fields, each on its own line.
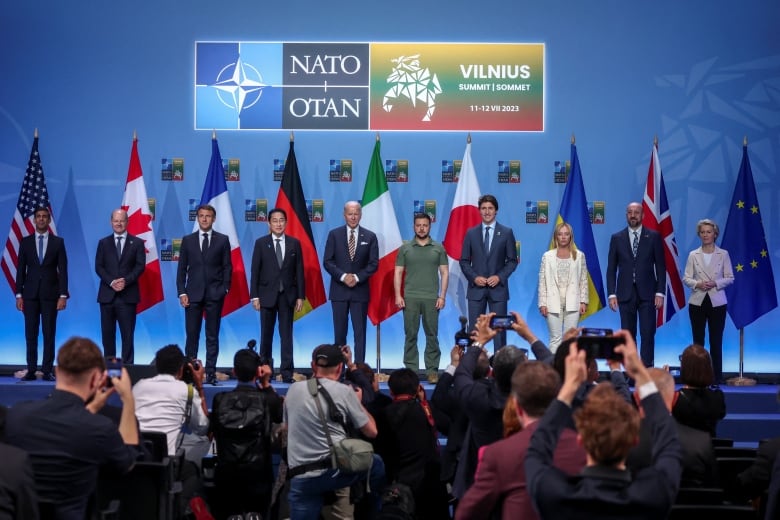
left=275, top=138, right=326, bottom=319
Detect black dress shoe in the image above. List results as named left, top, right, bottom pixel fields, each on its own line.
left=22, top=371, right=36, bottom=381
left=206, top=375, right=219, bottom=386
left=41, top=373, right=55, bottom=382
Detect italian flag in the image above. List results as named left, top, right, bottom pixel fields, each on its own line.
left=361, top=137, right=402, bottom=325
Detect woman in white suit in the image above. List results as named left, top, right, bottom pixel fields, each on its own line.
left=537, top=221, right=588, bottom=352
left=683, top=219, right=734, bottom=382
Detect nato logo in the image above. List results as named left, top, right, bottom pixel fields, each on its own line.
left=195, top=42, right=284, bottom=129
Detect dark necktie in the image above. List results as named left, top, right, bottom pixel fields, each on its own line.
left=632, top=231, right=639, bottom=258
left=202, top=232, right=209, bottom=254
left=348, top=229, right=356, bottom=261
left=275, top=238, right=284, bottom=291
left=116, top=236, right=123, bottom=260
left=483, top=226, right=491, bottom=254
left=38, top=235, right=44, bottom=263
left=275, top=238, right=283, bottom=268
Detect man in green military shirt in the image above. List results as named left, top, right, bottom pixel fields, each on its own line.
left=394, top=213, right=449, bottom=383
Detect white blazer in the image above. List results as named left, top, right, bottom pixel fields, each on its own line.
left=537, top=249, right=589, bottom=313
left=683, top=246, right=734, bottom=307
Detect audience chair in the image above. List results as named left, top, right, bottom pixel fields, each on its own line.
left=714, top=446, right=758, bottom=459
left=712, top=437, right=734, bottom=448
left=668, top=504, right=757, bottom=520
left=675, top=487, right=725, bottom=505
left=717, top=457, right=759, bottom=503
left=141, top=430, right=169, bottom=461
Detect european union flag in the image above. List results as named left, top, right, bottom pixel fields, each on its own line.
left=552, top=142, right=606, bottom=318
left=721, top=144, right=777, bottom=329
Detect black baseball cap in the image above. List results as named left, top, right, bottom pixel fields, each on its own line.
left=312, top=344, right=345, bottom=367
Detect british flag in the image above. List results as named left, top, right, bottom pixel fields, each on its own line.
left=1, top=133, right=57, bottom=293
left=642, top=143, right=685, bottom=326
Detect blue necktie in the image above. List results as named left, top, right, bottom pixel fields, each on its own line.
left=632, top=231, right=639, bottom=258
left=38, top=235, right=44, bottom=263
left=483, top=226, right=491, bottom=254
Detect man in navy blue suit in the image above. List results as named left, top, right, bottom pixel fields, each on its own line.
left=459, top=194, right=518, bottom=350
left=95, top=209, right=146, bottom=364
left=323, top=201, right=378, bottom=364
left=250, top=208, right=305, bottom=383
left=177, top=204, right=232, bottom=385
left=16, top=207, right=68, bottom=381
left=607, top=202, right=666, bottom=367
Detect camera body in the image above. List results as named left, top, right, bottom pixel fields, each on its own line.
left=181, top=356, right=201, bottom=384
left=577, top=328, right=624, bottom=360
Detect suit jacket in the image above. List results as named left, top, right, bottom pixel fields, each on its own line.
left=95, top=233, right=146, bottom=304
left=249, top=234, right=305, bottom=308
left=606, top=226, right=665, bottom=301
left=526, top=394, right=681, bottom=520
left=683, top=245, right=734, bottom=307
left=459, top=222, right=517, bottom=302
left=738, top=436, right=780, bottom=500
left=176, top=230, right=232, bottom=302
left=537, top=249, right=589, bottom=313
left=457, top=422, right=585, bottom=520
left=627, top=418, right=718, bottom=488
left=15, top=233, right=68, bottom=300
left=323, top=225, right=378, bottom=302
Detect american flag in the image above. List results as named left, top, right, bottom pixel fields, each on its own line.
left=642, top=142, right=685, bottom=326
left=1, top=134, right=57, bottom=293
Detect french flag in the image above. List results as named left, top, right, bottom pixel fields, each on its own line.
left=197, top=133, right=250, bottom=316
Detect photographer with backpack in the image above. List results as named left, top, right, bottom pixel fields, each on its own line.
left=210, top=342, right=283, bottom=519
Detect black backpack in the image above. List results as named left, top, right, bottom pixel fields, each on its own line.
left=213, top=390, right=271, bottom=467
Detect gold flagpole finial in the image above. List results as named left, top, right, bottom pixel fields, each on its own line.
left=571, top=133, right=575, bottom=145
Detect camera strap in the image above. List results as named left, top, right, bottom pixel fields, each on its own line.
left=175, top=383, right=194, bottom=451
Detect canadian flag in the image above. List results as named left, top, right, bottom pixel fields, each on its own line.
left=121, top=135, right=164, bottom=313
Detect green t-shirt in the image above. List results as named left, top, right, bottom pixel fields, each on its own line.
left=395, top=238, right=448, bottom=299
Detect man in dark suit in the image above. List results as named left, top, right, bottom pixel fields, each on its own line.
left=176, top=204, right=232, bottom=385
left=323, top=201, right=378, bottom=364
left=459, top=194, right=518, bottom=350
left=250, top=208, right=304, bottom=383
left=457, top=361, right=586, bottom=520
left=15, top=207, right=68, bottom=381
left=95, top=209, right=146, bottom=364
left=606, top=202, right=666, bottom=366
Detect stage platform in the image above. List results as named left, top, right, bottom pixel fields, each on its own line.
left=2, top=373, right=779, bottom=445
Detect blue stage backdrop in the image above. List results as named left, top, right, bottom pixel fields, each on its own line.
left=0, top=1, right=778, bottom=373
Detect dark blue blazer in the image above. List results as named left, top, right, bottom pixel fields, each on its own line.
left=15, top=233, right=68, bottom=300
left=606, top=227, right=666, bottom=301
left=459, top=222, right=517, bottom=302
left=323, top=226, right=378, bottom=302
left=176, top=230, right=232, bottom=302
left=95, top=233, right=146, bottom=304
left=249, top=234, right=305, bottom=307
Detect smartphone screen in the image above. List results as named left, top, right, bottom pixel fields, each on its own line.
left=489, top=315, right=515, bottom=329
left=106, top=357, right=122, bottom=386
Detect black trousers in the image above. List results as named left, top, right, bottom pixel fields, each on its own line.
left=689, top=294, right=727, bottom=381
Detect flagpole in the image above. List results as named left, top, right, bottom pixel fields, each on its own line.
left=725, top=136, right=757, bottom=387
left=376, top=323, right=381, bottom=372
left=727, top=328, right=756, bottom=386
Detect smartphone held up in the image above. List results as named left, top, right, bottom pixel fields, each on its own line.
left=577, top=328, right=625, bottom=361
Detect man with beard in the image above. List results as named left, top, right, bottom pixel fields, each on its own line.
left=5, top=337, right=139, bottom=519
left=394, top=212, right=449, bottom=383
left=606, top=202, right=665, bottom=367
